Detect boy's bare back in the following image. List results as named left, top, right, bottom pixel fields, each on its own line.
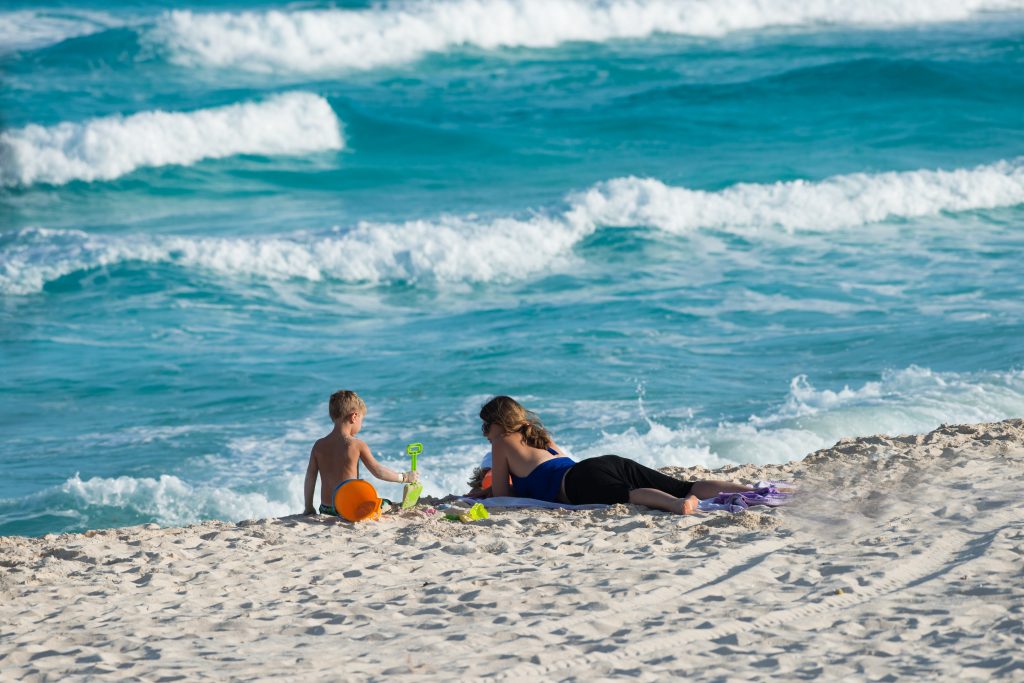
left=310, top=432, right=367, bottom=506
left=303, top=390, right=417, bottom=516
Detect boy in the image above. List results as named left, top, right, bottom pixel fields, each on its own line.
left=465, top=452, right=492, bottom=499
left=303, top=390, right=418, bottom=516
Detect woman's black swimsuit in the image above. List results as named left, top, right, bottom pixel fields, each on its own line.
left=563, top=455, right=694, bottom=505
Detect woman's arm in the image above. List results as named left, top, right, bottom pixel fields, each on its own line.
left=490, top=448, right=512, bottom=497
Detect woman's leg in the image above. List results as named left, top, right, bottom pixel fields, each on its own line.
left=613, top=456, right=696, bottom=498
left=689, top=480, right=753, bottom=500
left=565, top=456, right=749, bottom=509
left=628, top=488, right=699, bottom=515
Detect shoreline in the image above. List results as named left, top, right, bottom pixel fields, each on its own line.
left=3, top=419, right=1023, bottom=680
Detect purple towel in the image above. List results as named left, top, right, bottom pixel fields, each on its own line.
left=699, top=481, right=793, bottom=513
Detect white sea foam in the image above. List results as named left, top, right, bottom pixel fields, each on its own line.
left=48, top=368, right=1024, bottom=528
left=3, top=158, right=1023, bottom=294
left=0, top=92, right=343, bottom=187
left=0, top=10, right=120, bottom=53
left=9, top=365, right=1021, bottom=529
left=572, top=158, right=1024, bottom=234
left=59, top=472, right=301, bottom=527
left=45, top=429, right=447, bottom=528
left=51, top=466, right=412, bottom=529
left=580, top=366, right=1024, bottom=470
left=149, top=0, right=1024, bottom=73
left=0, top=214, right=581, bottom=294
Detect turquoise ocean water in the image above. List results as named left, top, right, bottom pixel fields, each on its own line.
left=2, top=1, right=1023, bottom=536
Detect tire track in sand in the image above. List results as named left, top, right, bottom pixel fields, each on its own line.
left=495, top=505, right=1019, bottom=679
left=504, top=526, right=782, bottom=639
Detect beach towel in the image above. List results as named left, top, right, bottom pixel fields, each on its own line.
left=698, top=481, right=793, bottom=513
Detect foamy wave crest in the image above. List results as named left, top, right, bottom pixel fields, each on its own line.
left=149, top=0, right=1024, bottom=73
left=583, top=367, right=1024, bottom=469
left=4, top=158, right=1023, bottom=293
left=60, top=472, right=302, bottom=528
left=0, top=92, right=343, bottom=187
left=573, top=158, right=1024, bottom=233
left=0, top=213, right=580, bottom=294
left=0, top=10, right=120, bottom=53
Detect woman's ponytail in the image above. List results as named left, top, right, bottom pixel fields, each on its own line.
left=519, top=411, right=552, bottom=450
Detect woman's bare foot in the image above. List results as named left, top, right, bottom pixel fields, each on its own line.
left=628, top=488, right=701, bottom=515
left=678, top=495, right=699, bottom=515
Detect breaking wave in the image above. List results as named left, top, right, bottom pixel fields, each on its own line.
left=571, top=158, right=1024, bottom=234
left=2, top=157, right=1023, bottom=294
left=580, top=366, right=1024, bottom=470
left=56, top=472, right=301, bottom=529
left=0, top=92, right=343, bottom=187
left=149, top=0, right=1024, bottom=73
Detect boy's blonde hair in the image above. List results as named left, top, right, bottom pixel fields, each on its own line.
left=329, top=390, right=366, bottom=421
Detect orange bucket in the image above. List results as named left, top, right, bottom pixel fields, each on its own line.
left=333, top=479, right=382, bottom=522
left=481, top=471, right=513, bottom=489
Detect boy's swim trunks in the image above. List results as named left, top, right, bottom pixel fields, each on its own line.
left=563, top=454, right=693, bottom=505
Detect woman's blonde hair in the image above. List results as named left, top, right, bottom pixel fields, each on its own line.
left=479, top=396, right=552, bottom=449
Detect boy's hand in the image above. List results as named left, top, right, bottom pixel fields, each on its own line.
left=402, top=470, right=420, bottom=484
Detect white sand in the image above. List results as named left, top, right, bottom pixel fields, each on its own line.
left=2, top=419, right=1023, bottom=681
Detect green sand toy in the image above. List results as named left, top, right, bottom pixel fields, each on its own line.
left=445, top=502, right=489, bottom=523
left=401, top=442, right=423, bottom=509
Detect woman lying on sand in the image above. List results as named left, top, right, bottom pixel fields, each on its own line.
left=480, top=396, right=751, bottom=514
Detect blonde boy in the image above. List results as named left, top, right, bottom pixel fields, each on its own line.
left=303, top=390, right=418, bottom=516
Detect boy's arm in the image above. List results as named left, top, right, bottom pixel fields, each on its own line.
left=303, top=447, right=318, bottom=515
left=359, top=442, right=416, bottom=484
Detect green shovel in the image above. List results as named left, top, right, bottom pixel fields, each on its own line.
left=401, top=442, right=423, bottom=509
